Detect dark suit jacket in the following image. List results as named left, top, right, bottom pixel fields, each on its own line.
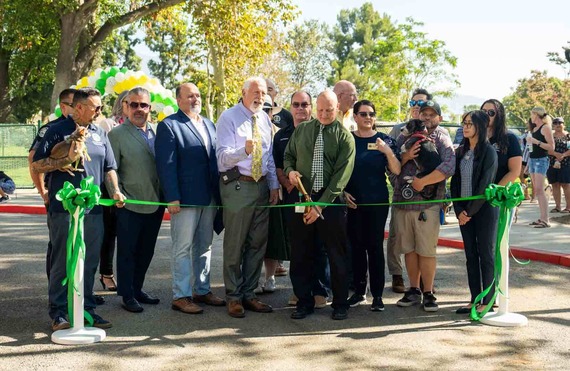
left=155, top=110, right=220, bottom=206
left=108, top=119, right=161, bottom=214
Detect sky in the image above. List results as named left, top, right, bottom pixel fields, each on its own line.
left=290, top=0, right=570, bottom=101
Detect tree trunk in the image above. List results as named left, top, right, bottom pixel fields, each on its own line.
left=0, top=47, right=12, bottom=121
left=208, top=39, right=227, bottom=119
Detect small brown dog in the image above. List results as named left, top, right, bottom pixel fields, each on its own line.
left=49, top=125, right=91, bottom=175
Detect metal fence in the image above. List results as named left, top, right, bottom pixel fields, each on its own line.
left=0, top=124, right=37, bottom=188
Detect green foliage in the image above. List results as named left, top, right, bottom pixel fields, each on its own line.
left=328, top=3, right=459, bottom=122
left=99, top=26, right=143, bottom=71
left=503, top=70, right=570, bottom=126
left=547, top=41, right=570, bottom=78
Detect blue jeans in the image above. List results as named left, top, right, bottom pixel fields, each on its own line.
left=170, top=204, right=216, bottom=299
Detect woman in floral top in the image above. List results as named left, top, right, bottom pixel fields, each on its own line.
left=547, top=117, right=570, bottom=213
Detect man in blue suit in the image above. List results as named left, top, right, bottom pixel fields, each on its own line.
left=155, top=83, right=225, bottom=315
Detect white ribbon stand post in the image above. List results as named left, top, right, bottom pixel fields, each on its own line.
left=480, top=211, right=528, bottom=327
left=52, top=208, right=106, bottom=344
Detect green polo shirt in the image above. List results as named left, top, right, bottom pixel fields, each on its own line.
left=284, top=118, right=355, bottom=204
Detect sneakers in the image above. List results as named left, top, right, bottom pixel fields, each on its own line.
left=264, top=277, right=276, bottom=293
left=254, top=280, right=264, bottom=294
left=370, top=297, right=385, bottom=311
left=397, top=288, right=422, bottom=307
left=392, top=275, right=406, bottom=293
left=51, top=316, right=70, bottom=331
left=331, top=307, right=348, bottom=320
left=423, top=292, right=438, bottom=312
left=88, top=313, right=113, bottom=329
left=0, top=195, right=10, bottom=203
left=347, top=294, right=367, bottom=308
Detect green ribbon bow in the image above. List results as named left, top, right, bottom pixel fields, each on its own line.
left=470, top=182, right=525, bottom=321
left=55, top=176, right=101, bottom=327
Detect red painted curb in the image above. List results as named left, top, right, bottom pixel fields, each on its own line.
left=0, top=204, right=172, bottom=220
left=1, top=205, right=568, bottom=267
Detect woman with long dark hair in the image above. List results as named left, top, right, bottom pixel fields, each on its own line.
left=527, top=107, right=555, bottom=228
left=451, top=110, right=498, bottom=314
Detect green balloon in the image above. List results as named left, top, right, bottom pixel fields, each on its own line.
left=55, top=107, right=62, bottom=117
left=100, top=71, right=108, bottom=80
left=165, top=97, right=176, bottom=107
left=150, top=92, right=156, bottom=101
left=120, top=67, right=128, bottom=73
left=109, top=67, right=119, bottom=76
left=95, top=78, right=106, bottom=90
left=153, top=94, right=164, bottom=104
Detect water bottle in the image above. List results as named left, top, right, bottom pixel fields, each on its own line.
left=527, top=132, right=533, bottom=153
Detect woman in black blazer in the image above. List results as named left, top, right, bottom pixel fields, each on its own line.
left=450, top=110, right=498, bottom=314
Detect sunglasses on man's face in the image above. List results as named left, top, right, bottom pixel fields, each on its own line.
left=482, top=109, right=496, bottom=117
left=291, top=102, right=310, bottom=108
left=409, top=100, right=426, bottom=107
left=129, top=102, right=151, bottom=110
left=357, top=112, right=376, bottom=118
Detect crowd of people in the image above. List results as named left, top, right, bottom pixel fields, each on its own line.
left=27, top=76, right=569, bottom=332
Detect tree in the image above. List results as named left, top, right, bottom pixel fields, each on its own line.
left=99, top=26, right=142, bottom=72
left=0, top=0, right=60, bottom=121
left=503, top=70, right=570, bottom=126
left=328, top=3, right=458, bottom=122
left=547, top=41, right=570, bottom=78
left=282, top=20, right=332, bottom=94
left=50, top=0, right=187, bottom=107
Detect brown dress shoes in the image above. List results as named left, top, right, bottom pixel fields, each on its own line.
left=193, top=292, right=226, bottom=306
left=171, top=297, right=204, bottom=314
left=243, top=298, right=273, bottom=313
left=227, top=300, right=245, bottom=318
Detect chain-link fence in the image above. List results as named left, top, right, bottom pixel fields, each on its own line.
left=0, top=124, right=37, bottom=189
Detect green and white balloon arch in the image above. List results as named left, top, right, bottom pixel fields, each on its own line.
left=51, top=66, right=178, bottom=121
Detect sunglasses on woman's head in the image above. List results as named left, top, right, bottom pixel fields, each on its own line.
left=409, top=100, right=427, bottom=107
left=357, top=112, right=376, bottom=118
left=482, top=109, right=496, bottom=117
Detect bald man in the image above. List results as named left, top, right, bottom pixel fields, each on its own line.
left=284, top=90, right=355, bottom=320
left=333, top=80, right=358, bottom=132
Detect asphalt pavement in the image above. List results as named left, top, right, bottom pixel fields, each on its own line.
left=0, top=191, right=569, bottom=369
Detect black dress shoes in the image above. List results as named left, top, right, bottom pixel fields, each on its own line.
left=123, top=297, right=144, bottom=313
left=291, top=307, right=314, bottom=319
left=331, top=308, right=348, bottom=320
left=136, top=291, right=160, bottom=305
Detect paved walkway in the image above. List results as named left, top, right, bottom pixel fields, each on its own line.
left=3, top=188, right=570, bottom=266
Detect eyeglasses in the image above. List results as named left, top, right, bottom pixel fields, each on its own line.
left=291, top=102, right=311, bottom=108
left=84, top=103, right=103, bottom=112
left=128, top=102, right=151, bottom=110
left=409, top=100, right=427, bottom=107
left=462, top=121, right=474, bottom=128
left=60, top=102, right=73, bottom=107
left=482, top=109, right=496, bottom=117
left=357, top=112, right=376, bottom=118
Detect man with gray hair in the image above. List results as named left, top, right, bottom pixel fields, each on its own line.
left=108, top=87, right=164, bottom=313
left=216, top=77, right=280, bottom=318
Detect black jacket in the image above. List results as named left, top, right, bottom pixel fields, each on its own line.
left=450, top=141, right=497, bottom=217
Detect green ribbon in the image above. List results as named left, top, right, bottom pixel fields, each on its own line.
left=55, top=176, right=101, bottom=327
left=96, top=194, right=485, bottom=209
left=470, top=182, right=525, bottom=321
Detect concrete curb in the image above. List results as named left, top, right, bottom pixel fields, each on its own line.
left=3, top=205, right=569, bottom=267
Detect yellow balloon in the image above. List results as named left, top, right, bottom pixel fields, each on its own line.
left=157, top=112, right=166, bottom=121
left=113, top=82, right=124, bottom=94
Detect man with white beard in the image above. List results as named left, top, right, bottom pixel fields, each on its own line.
left=216, top=77, right=280, bottom=318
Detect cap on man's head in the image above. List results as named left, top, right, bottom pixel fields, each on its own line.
left=419, top=100, right=442, bottom=116
left=263, top=94, right=273, bottom=112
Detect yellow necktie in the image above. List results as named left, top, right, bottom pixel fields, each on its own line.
left=251, top=114, right=263, bottom=181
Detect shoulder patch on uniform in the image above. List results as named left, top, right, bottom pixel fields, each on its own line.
left=38, top=126, right=49, bottom=138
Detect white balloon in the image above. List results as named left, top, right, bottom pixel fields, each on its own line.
left=49, top=114, right=57, bottom=121
left=107, top=77, right=116, bottom=87
left=115, top=72, right=125, bottom=82
left=105, top=84, right=114, bottom=95
left=154, top=103, right=164, bottom=112
left=125, top=70, right=134, bottom=78
left=94, top=68, right=103, bottom=78
left=88, top=76, right=97, bottom=86
left=163, top=106, right=175, bottom=116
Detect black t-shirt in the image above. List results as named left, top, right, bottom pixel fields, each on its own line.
left=345, top=132, right=396, bottom=204
left=29, top=116, right=66, bottom=152
left=490, top=133, right=522, bottom=184
left=271, top=106, right=293, bottom=129
left=33, top=117, right=117, bottom=214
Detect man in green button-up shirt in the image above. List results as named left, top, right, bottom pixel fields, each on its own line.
left=283, top=90, right=355, bottom=321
